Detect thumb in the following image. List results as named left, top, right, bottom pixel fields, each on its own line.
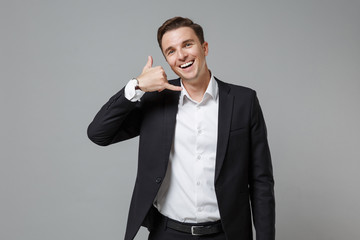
left=143, top=55, right=153, bottom=70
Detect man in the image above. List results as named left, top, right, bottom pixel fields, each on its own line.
left=88, top=17, right=275, bottom=240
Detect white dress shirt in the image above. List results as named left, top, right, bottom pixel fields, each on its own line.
left=125, top=74, right=220, bottom=223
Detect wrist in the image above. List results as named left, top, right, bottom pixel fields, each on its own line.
left=132, top=78, right=141, bottom=90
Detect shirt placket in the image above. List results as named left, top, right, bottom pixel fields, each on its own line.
left=194, top=102, right=205, bottom=221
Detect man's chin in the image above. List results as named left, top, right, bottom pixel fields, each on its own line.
left=172, top=69, right=198, bottom=82
left=178, top=72, right=197, bottom=81
left=179, top=75, right=197, bottom=82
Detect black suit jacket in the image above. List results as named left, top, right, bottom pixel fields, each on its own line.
left=87, top=77, right=275, bottom=240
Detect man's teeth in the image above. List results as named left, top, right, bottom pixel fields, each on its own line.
left=180, top=61, right=194, bottom=68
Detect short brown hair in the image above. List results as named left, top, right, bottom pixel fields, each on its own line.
left=157, top=17, right=205, bottom=50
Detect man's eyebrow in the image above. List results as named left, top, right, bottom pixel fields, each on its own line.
left=183, top=39, right=195, bottom=44
left=164, top=45, right=174, bottom=55
left=164, top=39, right=196, bottom=54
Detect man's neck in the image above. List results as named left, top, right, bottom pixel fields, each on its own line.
left=181, top=70, right=211, bottom=103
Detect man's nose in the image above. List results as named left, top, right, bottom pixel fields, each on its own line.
left=177, top=49, right=187, bottom=60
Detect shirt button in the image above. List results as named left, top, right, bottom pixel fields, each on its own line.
left=198, top=129, right=202, bottom=134
left=197, top=181, right=201, bottom=186
left=155, top=177, right=162, bottom=184
left=197, top=155, right=201, bottom=160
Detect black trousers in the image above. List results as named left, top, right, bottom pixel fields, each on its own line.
left=148, top=210, right=227, bottom=240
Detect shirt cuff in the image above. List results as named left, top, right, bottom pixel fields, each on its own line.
left=124, top=79, right=145, bottom=102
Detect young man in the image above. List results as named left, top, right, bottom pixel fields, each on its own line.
left=88, top=17, right=275, bottom=240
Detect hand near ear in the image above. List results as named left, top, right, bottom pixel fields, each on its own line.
left=136, top=56, right=182, bottom=92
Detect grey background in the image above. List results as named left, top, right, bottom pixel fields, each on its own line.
left=1, top=0, right=359, bottom=239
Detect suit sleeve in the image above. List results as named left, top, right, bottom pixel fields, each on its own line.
left=87, top=87, right=143, bottom=146
left=249, top=91, right=275, bottom=240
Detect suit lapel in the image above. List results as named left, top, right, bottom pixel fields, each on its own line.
left=215, top=79, right=234, bottom=182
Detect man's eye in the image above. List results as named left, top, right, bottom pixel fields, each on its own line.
left=168, top=50, right=174, bottom=55
left=185, top=43, right=192, bottom=47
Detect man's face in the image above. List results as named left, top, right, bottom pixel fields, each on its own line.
left=161, top=27, right=209, bottom=82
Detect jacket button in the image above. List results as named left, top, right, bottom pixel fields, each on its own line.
left=155, top=177, right=162, bottom=183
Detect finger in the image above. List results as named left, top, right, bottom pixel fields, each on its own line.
left=164, top=83, right=182, bottom=91
left=143, top=55, right=153, bottom=70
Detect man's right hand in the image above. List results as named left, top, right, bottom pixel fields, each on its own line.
left=136, top=56, right=182, bottom=92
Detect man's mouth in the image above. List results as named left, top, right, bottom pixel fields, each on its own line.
left=180, top=61, right=194, bottom=69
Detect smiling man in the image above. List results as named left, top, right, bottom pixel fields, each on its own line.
left=88, top=17, right=275, bottom=240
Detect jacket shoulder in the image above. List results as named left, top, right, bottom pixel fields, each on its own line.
left=215, top=77, right=256, bottom=98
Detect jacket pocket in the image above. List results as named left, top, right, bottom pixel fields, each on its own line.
left=229, top=127, right=249, bottom=136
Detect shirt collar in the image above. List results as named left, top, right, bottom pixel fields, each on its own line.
left=179, top=72, right=218, bottom=105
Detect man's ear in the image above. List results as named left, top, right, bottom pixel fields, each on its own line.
left=203, top=41, right=209, bottom=56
